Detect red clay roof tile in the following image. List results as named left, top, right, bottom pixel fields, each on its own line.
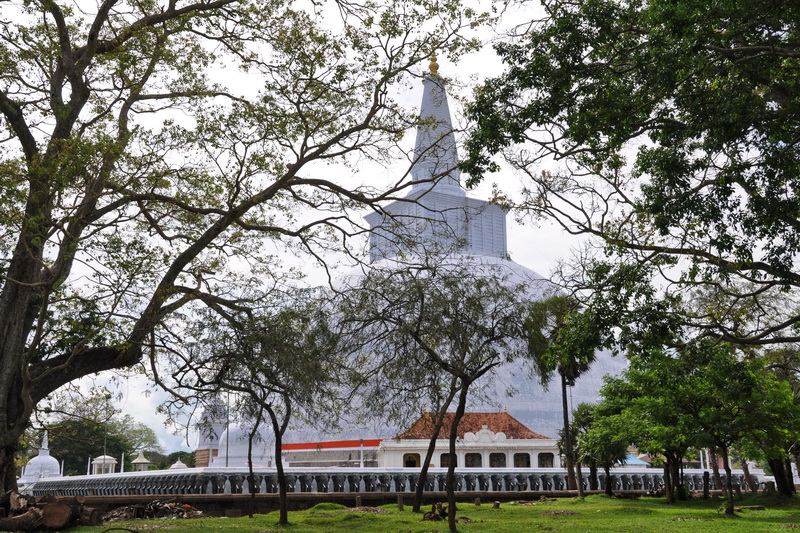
left=393, top=412, right=551, bottom=440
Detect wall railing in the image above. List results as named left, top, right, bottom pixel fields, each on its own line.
left=28, top=467, right=754, bottom=497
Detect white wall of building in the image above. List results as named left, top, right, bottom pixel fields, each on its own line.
left=378, top=426, right=560, bottom=469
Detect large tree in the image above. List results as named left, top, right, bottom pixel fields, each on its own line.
left=551, top=259, right=800, bottom=500
left=463, top=0, right=800, bottom=346
left=595, top=340, right=800, bottom=506
left=337, top=256, right=548, bottom=533
left=164, top=288, right=346, bottom=526
left=0, top=0, right=486, bottom=492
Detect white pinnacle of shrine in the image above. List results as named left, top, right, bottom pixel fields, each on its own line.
left=409, top=54, right=464, bottom=196
left=196, top=398, right=227, bottom=449
left=364, top=56, right=510, bottom=263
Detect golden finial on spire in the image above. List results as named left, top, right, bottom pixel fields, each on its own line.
left=429, top=53, right=439, bottom=77
left=503, top=405, right=508, bottom=413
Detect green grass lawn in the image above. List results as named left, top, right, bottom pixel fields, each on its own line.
left=72, top=493, right=800, bottom=532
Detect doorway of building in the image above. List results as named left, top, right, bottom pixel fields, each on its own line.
left=403, top=453, right=421, bottom=468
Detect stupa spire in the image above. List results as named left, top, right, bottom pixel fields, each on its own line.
left=365, top=55, right=510, bottom=261
left=411, top=54, right=464, bottom=195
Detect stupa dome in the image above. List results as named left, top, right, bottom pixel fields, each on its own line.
left=19, top=432, right=60, bottom=483
left=339, top=254, right=555, bottom=301
left=211, top=422, right=274, bottom=468
left=169, top=459, right=189, bottom=469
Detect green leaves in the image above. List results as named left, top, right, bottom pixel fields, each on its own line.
left=591, top=339, right=800, bottom=468
left=464, top=0, right=800, bottom=347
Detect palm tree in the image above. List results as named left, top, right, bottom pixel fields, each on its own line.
left=526, top=296, right=598, bottom=494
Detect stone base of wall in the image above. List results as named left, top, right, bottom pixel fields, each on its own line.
left=54, top=490, right=648, bottom=516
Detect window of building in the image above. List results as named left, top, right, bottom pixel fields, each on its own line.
left=440, top=453, right=457, bottom=468
left=538, top=453, right=554, bottom=468
left=403, top=453, right=420, bottom=468
left=489, top=453, right=507, bottom=468
left=465, top=453, right=482, bottom=467
left=514, top=453, right=531, bottom=468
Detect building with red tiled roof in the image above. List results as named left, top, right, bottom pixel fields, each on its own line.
left=379, top=412, right=560, bottom=469
left=394, top=412, right=552, bottom=441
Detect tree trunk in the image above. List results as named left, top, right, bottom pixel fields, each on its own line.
left=784, top=457, right=796, bottom=494
left=671, top=455, right=681, bottom=500
left=575, top=458, right=585, bottom=498
left=0, top=494, right=101, bottom=531
left=275, top=433, right=288, bottom=525
left=40, top=502, right=74, bottom=529
left=0, top=371, right=31, bottom=494
left=589, top=461, right=598, bottom=490
left=768, top=458, right=793, bottom=496
left=604, top=465, right=613, bottom=497
left=663, top=461, right=674, bottom=503
left=721, top=447, right=735, bottom=515
left=413, top=380, right=458, bottom=513
left=739, top=457, right=758, bottom=492
left=77, top=507, right=103, bottom=526
left=413, top=431, right=439, bottom=513
left=709, top=447, right=723, bottom=491
left=0, top=507, right=42, bottom=531
left=560, top=373, right=576, bottom=490
left=446, top=383, right=470, bottom=533
left=246, top=408, right=264, bottom=519
left=9, top=491, right=32, bottom=513
left=266, top=405, right=289, bottom=526
left=0, top=174, right=59, bottom=495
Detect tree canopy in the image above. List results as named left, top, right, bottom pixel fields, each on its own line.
left=464, top=4, right=800, bottom=498
left=593, top=339, right=800, bottom=504
left=463, top=0, right=800, bottom=347
left=336, top=256, right=548, bottom=532
left=0, top=0, right=487, bottom=492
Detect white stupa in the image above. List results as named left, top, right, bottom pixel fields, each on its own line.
left=195, top=399, right=227, bottom=467
left=210, top=422, right=275, bottom=468
left=364, top=55, right=519, bottom=266
left=169, top=458, right=189, bottom=469
left=358, top=56, right=626, bottom=438
left=19, top=432, right=61, bottom=483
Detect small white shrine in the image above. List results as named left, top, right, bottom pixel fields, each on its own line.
left=91, top=454, right=117, bottom=475
left=131, top=451, right=151, bottom=472
left=169, top=458, right=189, bottom=469
left=19, top=432, right=61, bottom=483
